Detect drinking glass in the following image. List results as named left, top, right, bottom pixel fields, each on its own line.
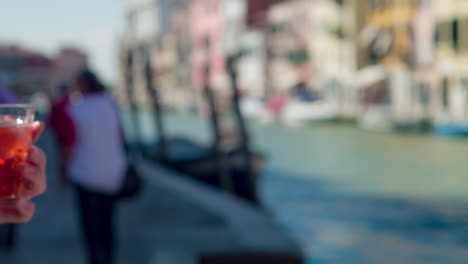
left=0, top=104, right=35, bottom=200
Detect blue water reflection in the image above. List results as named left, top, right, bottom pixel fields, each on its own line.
left=263, top=169, right=468, bottom=263
left=124, top=111, right=468, bottom=263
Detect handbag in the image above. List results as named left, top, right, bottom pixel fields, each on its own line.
left=115, top=162, right=143, bottom=200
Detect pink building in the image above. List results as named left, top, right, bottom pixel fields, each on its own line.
left=190, top=0, right=226, bottom=92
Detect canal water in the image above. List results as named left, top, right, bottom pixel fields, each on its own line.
left=124, top=111, right=468, bottom=263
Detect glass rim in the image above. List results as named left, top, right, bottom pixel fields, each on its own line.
left=0, top=104, right=35, bottom=109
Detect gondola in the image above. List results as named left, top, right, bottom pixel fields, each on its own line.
left=125, top=44, right=264, bottom=205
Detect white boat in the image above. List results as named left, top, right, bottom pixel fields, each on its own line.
left=240, top=98, right=274, bottom=125
left=358, top=106, right=393, bottom=132
left=240, top=98, right=264, bottom=119
left=280, top=100, right=338, bottom=126
left=433, top=119, right=468, bottom=137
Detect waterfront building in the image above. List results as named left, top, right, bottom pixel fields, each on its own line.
left=0, top=45, right=54, bottom=100
left=352, top=0, right=423, bottom=125
left=432, top=0, right=468, bottom=122
left=263, top=0, right=362, bottom=118
left=119, top=0, right=190, bottom=107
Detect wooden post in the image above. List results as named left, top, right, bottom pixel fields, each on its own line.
left=203, top=38, right=233, bottom=193
left=227, top=54, right=258, bottom=203
left=125, top=48, right=142, bottom=155
left=143, top=46, right=169, bottom=160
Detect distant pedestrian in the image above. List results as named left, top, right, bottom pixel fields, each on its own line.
left=60, top=69, right=126, bottom=264
left=0, top=85, right=21, bottom=104
left=49, top=84, right=72, bottom=144
left=48, top=84, right=74, bottom=185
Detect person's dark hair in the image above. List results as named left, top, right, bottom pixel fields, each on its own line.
left=77, top=69, right=105, bottom=92
left=56, top=83, right=69, bottom=96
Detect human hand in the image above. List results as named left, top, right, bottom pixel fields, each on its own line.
left=0, top=122, right=46, bottom=224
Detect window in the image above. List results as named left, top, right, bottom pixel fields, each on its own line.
left=436, top=22, right=452, bottom=47
left=442, top=78, right=449, bottom=109
left=418, top=83, right=429, bottom=105
left=205, top=5, right=212, bottom=14
left=452, top=19, right=459, bottom=50
left=368, top=0, right=380, bottom=12
left=459, top=19, right=468, bottom=52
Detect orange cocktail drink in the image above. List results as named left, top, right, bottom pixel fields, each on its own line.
left=0, top=104, right=35, bottom=200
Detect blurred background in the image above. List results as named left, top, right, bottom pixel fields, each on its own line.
left=3, top=0, right=468, bottom=263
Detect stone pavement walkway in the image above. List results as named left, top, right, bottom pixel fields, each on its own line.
left=0, top=130, right=237, bottom=264
left=0, top=129, right=301, bottom=264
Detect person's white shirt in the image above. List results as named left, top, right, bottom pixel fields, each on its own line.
left=67, top=93, right=126, bottom=194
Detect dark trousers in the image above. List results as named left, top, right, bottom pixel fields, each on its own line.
left=0, top=224, right=16, bottom=250
left=76, top=186, right=116, bottom=264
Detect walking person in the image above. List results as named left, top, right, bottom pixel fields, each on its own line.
left=60, top=69, right=126, bottom=264
left=48, top=84, right=74, bottom=185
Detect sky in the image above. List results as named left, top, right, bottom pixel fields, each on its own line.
left=1, top=0, right=125, bottom=83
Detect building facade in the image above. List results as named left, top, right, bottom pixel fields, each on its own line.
left=0, top=45, right=53, bottom=101
left=432, top=0, right=468, bottom=122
